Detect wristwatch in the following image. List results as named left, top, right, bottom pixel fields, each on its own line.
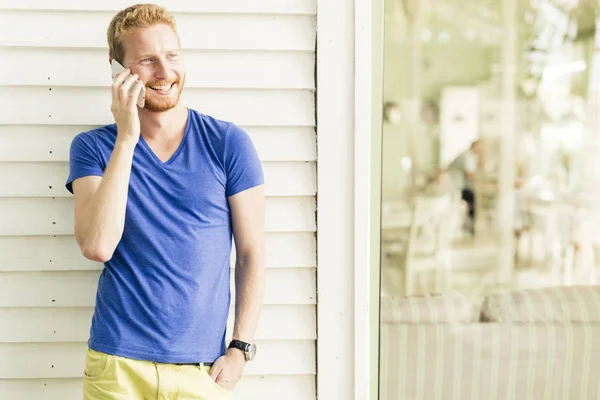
left=228, top=340, right=257, bottom=361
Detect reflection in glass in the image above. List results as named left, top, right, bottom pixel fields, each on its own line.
left=378, top=0, right=600, bottom=398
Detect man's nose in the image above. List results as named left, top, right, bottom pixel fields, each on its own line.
left=154, top=60, right=170, bottom=80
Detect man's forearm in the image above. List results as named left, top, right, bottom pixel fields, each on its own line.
left=231, top=253, right=265, bottom=344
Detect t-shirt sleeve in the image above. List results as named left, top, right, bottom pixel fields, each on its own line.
left=223, top=123, right=264, bottom=197
left=65, top=132, right=104, bottom=194
left=464, top=152, right=477, bottom=174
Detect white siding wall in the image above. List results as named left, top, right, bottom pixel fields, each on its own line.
left=0, top=1, right=317, bottom=399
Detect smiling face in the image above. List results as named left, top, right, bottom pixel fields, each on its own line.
left=121, top=24, right=185, bottom=112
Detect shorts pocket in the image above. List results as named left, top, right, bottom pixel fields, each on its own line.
left=198, top=364, right=231, bottom=395
left=84, top=348, right=112, bottom=380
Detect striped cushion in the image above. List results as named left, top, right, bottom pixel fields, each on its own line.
left=380, top=323, right=600, bottom=399
left=381, top=291, right=476, bottom=324
left=480, top=286, right=600, bottom=323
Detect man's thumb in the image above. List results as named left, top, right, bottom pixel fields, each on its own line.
left=208, top=363, right=222, bottom=380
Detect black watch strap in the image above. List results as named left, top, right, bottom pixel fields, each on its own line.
left=228, top=340, right=256, bottom=361
left=228, top=339, right=249, bottom=351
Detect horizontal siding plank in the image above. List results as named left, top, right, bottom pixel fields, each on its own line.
left=0, top=268, right=316, bottom=307
left=0, top=161, right=316, bottom=197
left=0, top=0, right=317, bottom=15
left=0, top=196, right=316, bottom=235
left=0, top=232, right=316, bottom=271
left=0, top=12, right=316, bottom=51
left=0, top=305, right=316, bottom=342
left=0, top=125, right=317, bottom=162
left=0, top=87, right=315, bottom=127
left=0, top=340, right=316, bottom=378
left=0, top=48, right=315, bottom=90
left=0, top=376, right=316, bottom=400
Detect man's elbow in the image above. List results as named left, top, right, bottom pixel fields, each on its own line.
left=81, top=244, right=113, bottom=263
left=75, top=226, right=117, bottom=263
left=77, top=236, right=114, bottom=263
left=235, top=249, right=265, bottom=271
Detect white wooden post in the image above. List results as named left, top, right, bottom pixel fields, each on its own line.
left=496, top=0, right=518, bottom=285
left=404, top=0, right=422, bottom=187
left=354, top=0, right=373, bottom=398
left=316, top=0, right=356, bottom=399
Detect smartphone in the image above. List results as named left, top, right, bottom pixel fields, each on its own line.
left=111, top=59, right=145, bottom=108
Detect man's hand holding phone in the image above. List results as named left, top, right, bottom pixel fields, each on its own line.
left=110, top=67, right=145, bottom=147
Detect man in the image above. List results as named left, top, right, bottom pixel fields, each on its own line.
left=446, top=139, right=484, bottom=234
left=65, top=4, right=265, bottom=399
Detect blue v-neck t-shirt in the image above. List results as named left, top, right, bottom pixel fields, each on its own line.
left=65, top=108, right=264, bottom=363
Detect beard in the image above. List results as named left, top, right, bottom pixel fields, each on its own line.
left=143, top=73, right=185, bottom=112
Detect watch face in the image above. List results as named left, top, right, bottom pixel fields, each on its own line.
left=247, top=344, right=257, bottom=361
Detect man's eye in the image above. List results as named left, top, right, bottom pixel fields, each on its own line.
left=168, top=53, right=178, bottom=59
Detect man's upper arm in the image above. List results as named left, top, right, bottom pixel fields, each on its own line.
left=65, top=131, right=104, bottom=194
left=222, top=122, right=265, bottom=258
left=223, top=124, right=264, bottom=198
left=72, top=176, right=102, bottom=220
left=65, top=132, right=104, bottom=238
left=228, top=185, right=265, bottom=259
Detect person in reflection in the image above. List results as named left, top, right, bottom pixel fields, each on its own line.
left=64, top=4, right=264, bottom=399
left=446, top=139, right=484, bottom=235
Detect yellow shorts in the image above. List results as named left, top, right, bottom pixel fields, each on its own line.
left=83, top=347, right=232, bottom=400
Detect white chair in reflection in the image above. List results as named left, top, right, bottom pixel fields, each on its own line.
left=565, top=204, right=599, bottom=286
left=473, top=173, right=497, bottom=237
left=380, top=200, right=413, bottom=297
left=519, top=194, right=598, bottom=287
left=402, top=194, right=454, bottom=296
